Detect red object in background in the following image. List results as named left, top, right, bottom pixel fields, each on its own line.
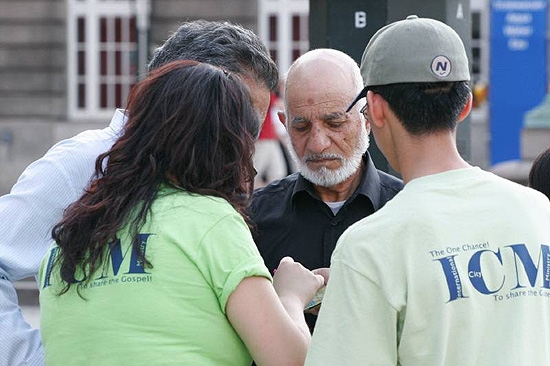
left=258, top=93, right=279, bottom=140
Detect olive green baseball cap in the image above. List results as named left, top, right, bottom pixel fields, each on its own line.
left=360, top=15, right=470, bottom=87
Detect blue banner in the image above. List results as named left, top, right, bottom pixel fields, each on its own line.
left=490, top=0, right=547, bottom=164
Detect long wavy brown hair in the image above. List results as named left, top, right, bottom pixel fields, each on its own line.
left=52, top=60, right=260, bottom=293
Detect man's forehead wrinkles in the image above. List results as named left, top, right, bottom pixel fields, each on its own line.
left=291, top=100, right=331, bottom=109
left=288, top=90, right=349, bottom=107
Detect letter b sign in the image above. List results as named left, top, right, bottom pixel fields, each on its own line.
left=355, top=11, right=366, bottom=28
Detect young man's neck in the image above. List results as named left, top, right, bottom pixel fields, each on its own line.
left=396, top=132, right=471, bottom=184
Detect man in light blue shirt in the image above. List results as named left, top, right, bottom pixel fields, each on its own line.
left=0, top=20, right=278, bottom=365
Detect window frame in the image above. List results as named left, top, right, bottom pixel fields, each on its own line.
left=67, top=0, right=148, bottom=120
left=258, top=0, right=309, bottom=76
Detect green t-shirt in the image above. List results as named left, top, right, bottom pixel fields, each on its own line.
left=39, top=187, right=271, bottom=365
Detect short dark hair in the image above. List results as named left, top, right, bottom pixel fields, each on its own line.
left=147, top=20, right=278, bottom=91
left=529, top=147, right=550, bottom=200
left=370, top=81, right=471, bottom=135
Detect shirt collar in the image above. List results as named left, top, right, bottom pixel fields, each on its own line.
left=109, top=108, right=127, bottom=135
left=291, top=152, right=383, bottom=209
left=358, top=152, right=384, bottom=210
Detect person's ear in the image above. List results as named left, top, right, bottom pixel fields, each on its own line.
left=367, top=90, right=385, bottom=129
left=277, top=111, right=287, bottom=128
left=458, top=92, right=473, bottom=123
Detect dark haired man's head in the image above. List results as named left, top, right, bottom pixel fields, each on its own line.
left=147, top=20, right=278, bottom=122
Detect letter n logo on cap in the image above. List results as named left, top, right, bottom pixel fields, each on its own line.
left=431, top=55, right=452, bottom=78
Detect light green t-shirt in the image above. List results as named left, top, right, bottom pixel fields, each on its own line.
left=39, top=187, right=271, bottom=365
left=307, top=167, right=550, bottom=365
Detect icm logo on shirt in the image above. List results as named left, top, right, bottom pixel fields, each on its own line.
left=433, top=243, right=550, bottom=302
left=42, top=233, right=153, bottom=289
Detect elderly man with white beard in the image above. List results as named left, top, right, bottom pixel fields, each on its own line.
left=249, top=48, right=403, bottom=332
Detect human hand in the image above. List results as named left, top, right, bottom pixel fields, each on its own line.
left=303, top=267, right=330, bottom=315
left=273, top=257, right=324, bottom=309
left=312, top=267, right=329, bottom=285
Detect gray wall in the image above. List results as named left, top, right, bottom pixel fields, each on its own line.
left=0, top=0, right=259, bottom=195
left=149, top=0, right=259, bottom=53
left=0, top=0, right=67, bottom=119
left=0, top=0, right=68, bottom=194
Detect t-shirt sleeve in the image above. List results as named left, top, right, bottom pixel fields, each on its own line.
left=195, top=212, right=272, bottom=313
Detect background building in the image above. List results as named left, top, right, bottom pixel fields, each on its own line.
left=0, top=0, right=500, bottom=195
left=0, top=0, right=499, bottom=196
left=0, top=0, right=311, bottom=195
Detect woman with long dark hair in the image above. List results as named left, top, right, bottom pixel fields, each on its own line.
left=39, top=60, right=323, bottom=365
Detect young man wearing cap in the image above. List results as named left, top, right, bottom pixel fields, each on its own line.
left=306, top=15, right=550, bottom=365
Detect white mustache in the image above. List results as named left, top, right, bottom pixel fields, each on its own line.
left=304, top=154, right=343, bottom=163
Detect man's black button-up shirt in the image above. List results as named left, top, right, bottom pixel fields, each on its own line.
left=250, top=153, right=404, bottom=273
left=249, top=153, right=403, bottom=332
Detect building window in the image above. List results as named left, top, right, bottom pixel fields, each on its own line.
left=259, top=0, right=309, bottom=76
left=470, top=0, right=489, bottom=109
left=68, top=0, right=149, bottom=119
left=291, top=14, right=308, bottom=62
